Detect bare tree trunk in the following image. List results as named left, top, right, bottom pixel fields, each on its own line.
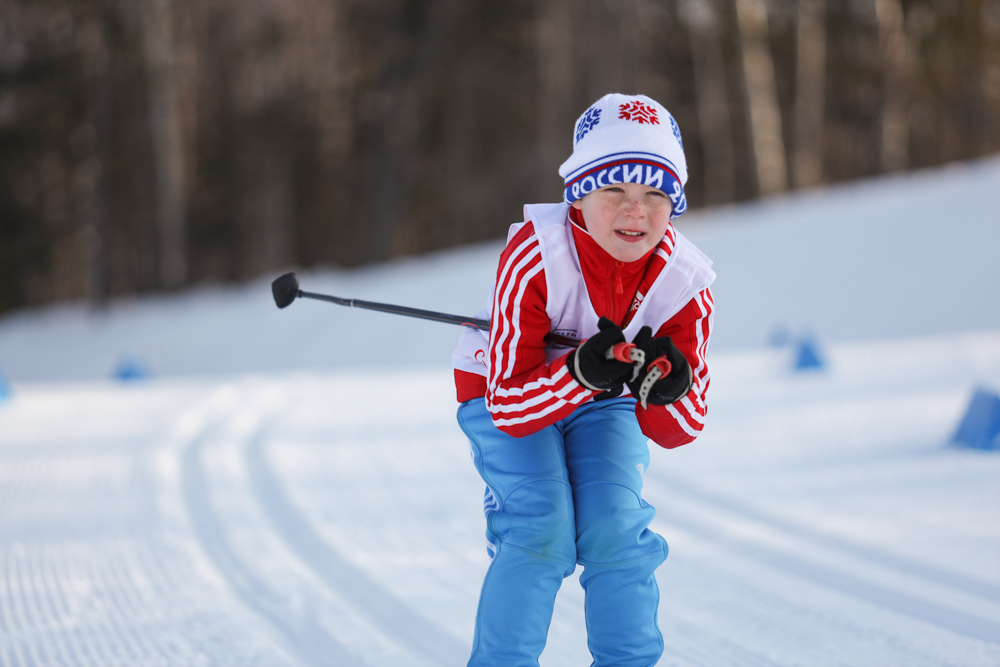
left=173, top=6, right=199, bottom=273
left=244, top=133, right=293, bottom=277
left=875, top=0, right=911, bottom=172
left=735, top=0, right=788, bottom=196
left=141, top=0, right=186, bottom=288
left=77, top=13, right=113, bottom=307
left=294, top=0, right=352, bottom=264
left=369, top=0, right=470, bottom=261
left=793, top=0, right=826, bottom=188
left=579, top=0, right=635, bottom=102
left=683, top=0, right=736, bottom=205
left=535, top=0, right=575, bottom=199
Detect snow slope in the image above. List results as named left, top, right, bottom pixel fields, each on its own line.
left=1, top=158, right=1000, bottom=665
left=2, top=157, right=1000, bottom=383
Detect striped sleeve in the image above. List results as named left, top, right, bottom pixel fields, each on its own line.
left=636, top=287, right=714, bottom=449
left=485, top=223, right=597, bottom=437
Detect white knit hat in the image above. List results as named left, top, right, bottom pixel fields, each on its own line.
left=558, top=93, right=688, bottom=219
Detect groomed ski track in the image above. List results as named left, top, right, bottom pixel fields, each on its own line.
left=2, top=338, right=1000, bottom=665
left=3, top=158, right=1000, bottom=665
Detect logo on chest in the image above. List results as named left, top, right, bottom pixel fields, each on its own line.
left=630, top=291, right=645, bottom=313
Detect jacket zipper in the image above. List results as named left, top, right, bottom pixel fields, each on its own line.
left=611, top=261, right=624, bottom=322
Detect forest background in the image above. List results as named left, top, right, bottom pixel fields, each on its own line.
left=1, top=0, right=998, bottom=315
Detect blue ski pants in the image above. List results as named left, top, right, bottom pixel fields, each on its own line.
left=457, top=396, right=668, bottom=667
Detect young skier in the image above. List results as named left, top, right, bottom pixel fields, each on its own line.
left=452, top=93, right=715, bottom=666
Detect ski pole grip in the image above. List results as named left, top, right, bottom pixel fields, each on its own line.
left=648, top=356, right=672, bottom=377
left=605, top=342, right=637, bottom=363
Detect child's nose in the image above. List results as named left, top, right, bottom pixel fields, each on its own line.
left=623, top=197, right=646, bottom=216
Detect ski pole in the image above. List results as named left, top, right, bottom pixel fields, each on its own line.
left=271, top=272, right=586, bottom=348
left=272, top=272, right=491, bottom=330
left=273, top=271, right=654, bottom=396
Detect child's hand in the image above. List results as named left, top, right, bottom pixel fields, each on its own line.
left=567, top=318, right=635, bottom=391
left=626, top=326, right=693, bottom=408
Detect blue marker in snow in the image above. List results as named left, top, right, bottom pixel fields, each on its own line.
left=0, top=370, right=10, bottom=401
left=793, top=336, right=825, bottom=372
left=952, top=388, right=1000, bottom=451
left=768, top=325, right=792, bottom=348
left=114, top=358, right=152, bottom=382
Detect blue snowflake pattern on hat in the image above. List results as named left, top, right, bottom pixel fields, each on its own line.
left=668, top=113, right=684, bottom=151
left=575, top=107, right=602, bottom=144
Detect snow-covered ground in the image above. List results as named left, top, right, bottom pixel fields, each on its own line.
left=2, top=157, right=1000, bottom=665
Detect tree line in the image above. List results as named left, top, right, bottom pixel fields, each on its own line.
left=1, top=0, right=998, bottom=314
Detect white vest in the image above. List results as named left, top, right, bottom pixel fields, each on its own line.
left=452, top=203, right=715, bottom=378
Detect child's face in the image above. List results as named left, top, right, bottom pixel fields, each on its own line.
left=571, top=182, right=673, bottom=262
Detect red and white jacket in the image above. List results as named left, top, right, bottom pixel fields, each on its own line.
left=453, top=203, right=715, bottom=449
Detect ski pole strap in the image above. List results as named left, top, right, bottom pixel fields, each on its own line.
left=638, top=356, right=671, bottom=410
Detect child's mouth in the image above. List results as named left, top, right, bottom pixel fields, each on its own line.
left=615, top=230, right=645, bottom=241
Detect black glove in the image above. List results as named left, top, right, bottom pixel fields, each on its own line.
left=592, top=385, right=625, bottom=401
left=626, top=326, right=692, bottom=407
left=566, top=317, right=634, bottom=392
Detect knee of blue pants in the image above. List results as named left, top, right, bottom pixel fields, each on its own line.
left=574, top=482, right=667, bottom=567
left=489, top=479, right=577, bottom=568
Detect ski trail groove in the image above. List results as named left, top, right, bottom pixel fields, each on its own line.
left=180, top=415, right=363, bottom=667
left=649, top=475, right=1000, bottom=645
left=243, top=427, right=469, bottom=665
left=658, top=473, right=1000, bottom=604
